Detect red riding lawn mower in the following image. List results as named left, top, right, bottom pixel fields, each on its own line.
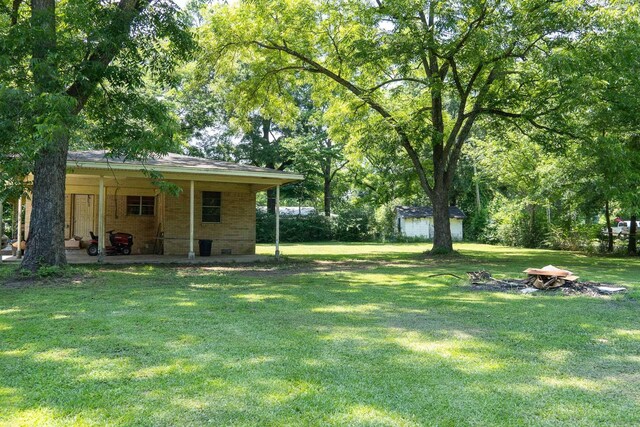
left=87, top=230, right=134, bottom=256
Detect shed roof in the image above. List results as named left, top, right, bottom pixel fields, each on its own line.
left=66, top=150, right=303, bottom=184
left=396, top=206, right=466, bottom=219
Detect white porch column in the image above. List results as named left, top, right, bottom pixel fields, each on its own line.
left=275, top=185, right=280, bottom=260
left=188, top=180, right=195, bottom=259
left=98, top=177, right=105, bottom=262
left=16, top=194, right=23, bottom=259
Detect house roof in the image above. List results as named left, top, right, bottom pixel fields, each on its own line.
left=66, top=150, right=303, bottom=184
left=396, top=206, right=466, bottom=219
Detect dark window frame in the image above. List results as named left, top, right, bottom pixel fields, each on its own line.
left=126, top=195, right=156, bottom=216
left=202, top=191, right=221, bottom=223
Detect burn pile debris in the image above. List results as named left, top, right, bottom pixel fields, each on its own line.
left=467, top=265, right=626, bottom=296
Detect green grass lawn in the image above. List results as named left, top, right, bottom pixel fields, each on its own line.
left=1, top=243, right=639, bottom=426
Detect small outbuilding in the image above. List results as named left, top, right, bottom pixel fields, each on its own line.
left=395, top=206, right=466, bottom=240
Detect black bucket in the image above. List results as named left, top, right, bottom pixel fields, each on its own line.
left=198, top=239, right=212, bottom=257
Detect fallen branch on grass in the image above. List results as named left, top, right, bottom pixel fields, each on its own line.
left=426, top=273, right=464, bottom=280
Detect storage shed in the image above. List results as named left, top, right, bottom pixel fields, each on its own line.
left=396, top=206, right=466, bottom=240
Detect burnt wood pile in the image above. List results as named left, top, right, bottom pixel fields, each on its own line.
left=523, top=265, right=578, bottom=289
left=467, top=265, right=626, bottom=296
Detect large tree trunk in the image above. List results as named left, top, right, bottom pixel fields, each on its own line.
left=322, top=161, right=332, bottom=217
left=426, top=13, right=454, bottom=254
left=628, top=214, right=637, bottom=255
left=428, top=142, right=455, bottom=252
left=323, top=176, right=331, bottom=217
left=21, top=142, right=69, bottom=270
left=428, top=173, right=454, bottom=253
left=21, top=0, right=68, bottom=271
left=430, top=181, right=452, bottom=253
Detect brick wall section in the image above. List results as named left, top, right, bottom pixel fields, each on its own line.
left=104, top=195, right=159, bottom=255
left=163, top=181, right=256, bottom=256
left=24, top=181, right=257, bottom=256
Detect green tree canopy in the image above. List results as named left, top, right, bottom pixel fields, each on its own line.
left=0, top=0, right=195, bottom=270
left=200, top=0, right=596, bottom=252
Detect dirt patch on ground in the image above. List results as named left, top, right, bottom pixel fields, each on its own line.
left=170, top=258, right=428, bottom=278
left=1, top=274, right=87, bottom=289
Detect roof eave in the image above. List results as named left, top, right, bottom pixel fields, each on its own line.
left=66, top=160, right=304, bottom=183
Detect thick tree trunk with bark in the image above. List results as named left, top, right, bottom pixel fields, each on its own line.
left=21, top=142, right=69, bottom=270
left=429, top=190, right=454, bottom=252
left=323, top=175, right=331, bottom=217
left=430, top=182, right=453, bottom=253
left=322, top=159, right=332, bottom=217
left=21, top=0, right=68, bottom=271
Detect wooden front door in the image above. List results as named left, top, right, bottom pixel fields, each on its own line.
left=72, top=195, right=95, bottom=240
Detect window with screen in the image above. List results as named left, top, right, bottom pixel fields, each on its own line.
left=202, top=191, right=221, bottom=223
left=127, top=196, right=155, bottom=216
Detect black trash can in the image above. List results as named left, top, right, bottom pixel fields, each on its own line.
left=198, top=239, right=212, bottom=257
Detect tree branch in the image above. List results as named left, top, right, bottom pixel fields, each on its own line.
left=417, top=9, right=432, bottom=78
left=329, top=160, right=349, bottom=181
left=366, top=77, right=428, bottom=93
left=478, top=108, right=578, bottom=138
left=66, top=0, right=150, bottom=114
left=443, top=4, right=488, bottom=59
left=253, top=40, right=435, bottom=198
left=443, top=66, right=501, bottom=186
left=11, top=0, right=22, bottom=26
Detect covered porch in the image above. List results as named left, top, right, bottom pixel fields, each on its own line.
left=2, top=151, right=301, bottom=265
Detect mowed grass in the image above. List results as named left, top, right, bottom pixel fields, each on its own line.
left=0, top=243, right=639, bottom=426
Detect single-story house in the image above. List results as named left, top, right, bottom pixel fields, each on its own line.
left=22, top=151, right=303, bottom=258
left=396, top=206, right=466, bottom=240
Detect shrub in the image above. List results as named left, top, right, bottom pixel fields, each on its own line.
left=256, top=211, right=332, bottom=243
left=545, top=224, right=602, bottom=252
left=464, top=207, right=489, bottom=242
left=481, top=196, right=548, bottom=248
left=256, top=207, right=374, bottom=243
left=371, top=202, right=400, bottom=242
left=332, top=209, right=372, bottom=242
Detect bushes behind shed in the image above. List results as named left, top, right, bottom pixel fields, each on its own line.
left=256, top=209, right=372, bottom=243
left=256, top=211, right=332, bottom=243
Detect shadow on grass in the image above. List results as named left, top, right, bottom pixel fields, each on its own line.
left=1, top=256, right=639, bottom=425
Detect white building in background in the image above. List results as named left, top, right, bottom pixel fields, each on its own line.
left=395, top=206, right=466, bottom=240
left=257, top=206, right=318, bottom=216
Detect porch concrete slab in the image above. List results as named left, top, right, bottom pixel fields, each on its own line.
left=1, top=251, right=273, bottom=265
